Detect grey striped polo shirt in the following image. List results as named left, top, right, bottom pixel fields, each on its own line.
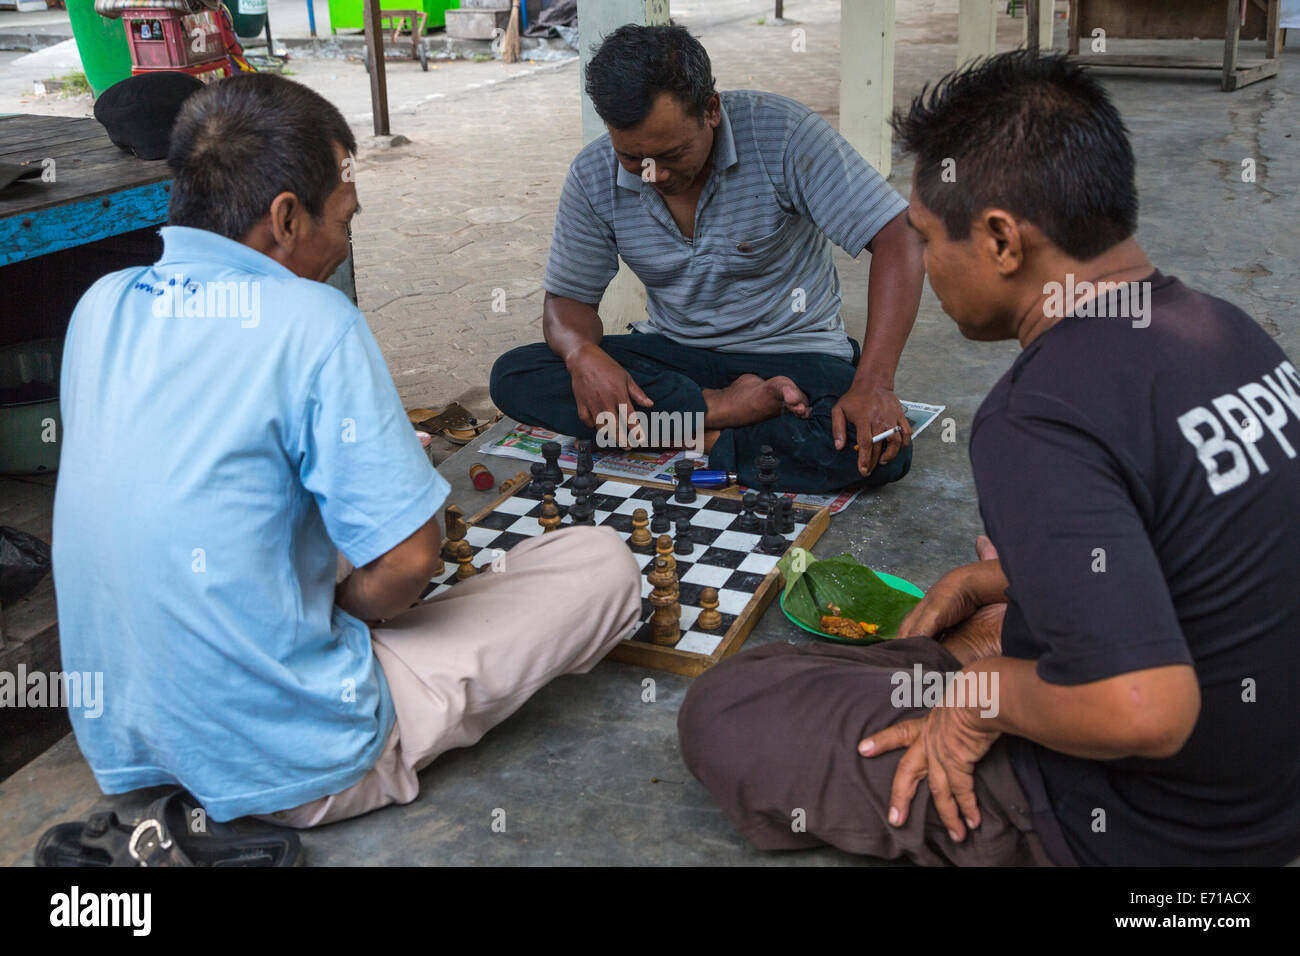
left=543, top=89, right=907, bottom=359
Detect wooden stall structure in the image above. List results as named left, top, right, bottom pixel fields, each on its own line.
left=1068, top=0, right=1282, bottom=91
left=0, top=114, right=359, bottom=778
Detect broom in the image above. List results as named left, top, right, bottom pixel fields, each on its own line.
left=502, top=0, right=521, bottom=64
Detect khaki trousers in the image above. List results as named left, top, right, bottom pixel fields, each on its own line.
left=260, top=525, right=642, bottom=828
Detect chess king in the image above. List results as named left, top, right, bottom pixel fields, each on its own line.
left=489, top=23, right=925, bottom=495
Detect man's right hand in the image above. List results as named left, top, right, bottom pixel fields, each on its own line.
left=566, top=343, right=654, bottom=441
left=898, top=559, right=1007, bottom=640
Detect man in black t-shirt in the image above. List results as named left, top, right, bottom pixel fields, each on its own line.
left=677, top=51, right=1300, bottom=866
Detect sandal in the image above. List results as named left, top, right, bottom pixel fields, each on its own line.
left=34, top=788, right=303, bottom=867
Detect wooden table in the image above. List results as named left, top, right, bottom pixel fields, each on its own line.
left=1067, top=0, right=1281, bottom=91
left=0, top=114, right=172, bottom=270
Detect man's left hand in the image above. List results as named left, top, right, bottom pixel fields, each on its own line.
left=831, top=381, right=911, bottom=475
left=858, top=702, right=1001, bottom=842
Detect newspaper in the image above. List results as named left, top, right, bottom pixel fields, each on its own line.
left=481, top=400, right=946, bottom=516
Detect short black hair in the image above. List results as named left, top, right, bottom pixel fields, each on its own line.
left=585, top=24, right=716, bottom=129
left=167, top=73, right=357, bottom=241
left=892, top=50, right=1138, bottom=261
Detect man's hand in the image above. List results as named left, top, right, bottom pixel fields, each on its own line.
left=898, top=562, right=986, bottom=639
left=566, top=342, right=654, bottom=443
left=831, top=380, right=911, bottom=476
left=859, top=702, right=1001, bottom=842
left=900, top=557, right=1011, bottom=638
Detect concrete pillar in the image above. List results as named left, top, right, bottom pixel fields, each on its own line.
left=838, top=0, right=895, bottom=179
left=577, top=0, right=671, bottom=334
left=957, top=0, right=998, bottom=67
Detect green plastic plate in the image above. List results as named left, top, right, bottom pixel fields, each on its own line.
left=779, top=570, right=925, bottom=644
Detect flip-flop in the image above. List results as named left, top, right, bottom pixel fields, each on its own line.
left=406, top=403, right=501, bottom=444
left=34, top=788, right=303, bottom=867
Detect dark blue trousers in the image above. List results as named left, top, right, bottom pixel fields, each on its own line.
left=488, top=333, right=912, bottom=494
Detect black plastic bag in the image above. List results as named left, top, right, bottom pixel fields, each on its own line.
left=0, top=526, right=51, bottom=604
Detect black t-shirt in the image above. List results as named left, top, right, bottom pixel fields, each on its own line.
left=970, top=271, right=1300, bottom=866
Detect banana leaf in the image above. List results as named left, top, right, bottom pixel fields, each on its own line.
left=778, top=548, right=921, bottom=639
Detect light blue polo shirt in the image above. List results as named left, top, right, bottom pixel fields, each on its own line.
left=544, top=89, right=908, bottom=359
left=52, top=225, right=449, bottom=821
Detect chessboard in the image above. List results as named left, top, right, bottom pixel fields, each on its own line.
left=422, top=469, right=830, bottom=677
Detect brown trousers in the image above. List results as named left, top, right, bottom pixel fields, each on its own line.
left=677, top=636, right=1059, bottom=866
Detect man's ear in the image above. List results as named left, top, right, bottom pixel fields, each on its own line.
left=704, top=92, right=721, bottom=128
left=267, top=191, right=304, bottom=253
left=979, top=209, right=1024, bottom=277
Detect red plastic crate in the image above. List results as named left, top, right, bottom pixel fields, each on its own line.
left=121, top=8, right=225, bottom=69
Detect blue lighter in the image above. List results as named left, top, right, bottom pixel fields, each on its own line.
left=690, top=469, right=738, bottom=488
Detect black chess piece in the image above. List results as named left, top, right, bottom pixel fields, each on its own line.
left=779, top=497, right=795, bottom=534
left=674, top=517, right=693, bottom=555
left=755, top=445, right=779, bottom=514
left=650, top=492, right=671, bottom=535
left=674, top=457, right=697, bottom=503
left=576, top=438, right=595, bottom=477
left=569, top=486, right=595, bottom=525
left=739, top=492, right=760, bottom=532
left=541, top=441, right=564, bottom=486
left=529, top=461, right=545, bottom=493
left=759, top=509, right=786, bottom=554
left=568, top=468, right=596, bottom=524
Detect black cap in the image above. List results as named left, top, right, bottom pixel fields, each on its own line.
left=0, top=161, right=42, bottom=192
left=93, top=71, right=205, bottom=161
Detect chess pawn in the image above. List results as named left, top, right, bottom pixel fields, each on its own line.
left=674, top=517, right=693, bottom=556
left=759, top=508, right=786, bottom=555
left=647, top=556, right=681, bottom=646
left=650, top=491, right=671, bottom=535
left=538, top=496, right=561, bottom=533
left=654, top=533, right=676, bottom=572
left=629, top=507, right=653, bottom=550
left=529, top=461, right=545, bottom=491
left=779, top=497, right=796, bottom=534
left=697, top=586, right=722, bottom=631
left=455, top=540, right=478, bottom=580
left=739, top=492, right=760, bottom=532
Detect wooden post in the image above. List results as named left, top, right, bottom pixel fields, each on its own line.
left=364, top=0, right=390, bottom=136
left=839, top=0, right=895, bottom=179
left=576, top=0, right=671, bottom=334
left=1265, top=0, right=1280, bottom=59
left=1025, top=0, right=1054, bottom=51
left=1223, top=0, right=1241, bottom=90
left=957, top=0, right=999, bottom=67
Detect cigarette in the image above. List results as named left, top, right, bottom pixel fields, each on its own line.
left=853, top=426, right=902, bottom=451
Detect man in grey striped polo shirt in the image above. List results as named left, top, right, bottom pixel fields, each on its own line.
left=490, top=24, right=924, bottom=493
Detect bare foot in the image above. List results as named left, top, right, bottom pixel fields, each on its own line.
left=701, top=374, right=811, bottom=429
left=939, top=603, right=1006, bottom=668
left=975, top=534, right=998, bottom=562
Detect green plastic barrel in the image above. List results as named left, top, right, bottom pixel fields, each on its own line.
left=229, top=0, right=267, bottom=38
left=65, top=0, right=134, bottom=97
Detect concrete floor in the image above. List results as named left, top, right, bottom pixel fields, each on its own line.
left=0, top=1, right=1297, bottom=865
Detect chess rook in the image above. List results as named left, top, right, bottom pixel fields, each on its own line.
left=674, top=457, right=697, bottom=503
left=541, top=441, right=563, bottom=486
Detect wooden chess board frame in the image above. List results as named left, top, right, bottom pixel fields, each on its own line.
left=464, top=470, right=831, bottom=678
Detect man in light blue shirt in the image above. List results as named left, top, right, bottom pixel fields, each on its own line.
left=491, top=24, right=926, bottom=493
left=54, top=74, right=640, bottom=826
